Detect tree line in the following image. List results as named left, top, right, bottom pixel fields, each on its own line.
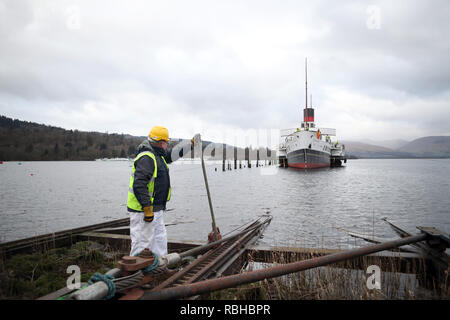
left=0, top=115, right=142, bottom=161
left=0, top=115, right=276, bottom=162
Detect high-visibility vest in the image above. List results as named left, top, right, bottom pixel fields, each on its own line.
left=127, top=151, right=171, bottom=211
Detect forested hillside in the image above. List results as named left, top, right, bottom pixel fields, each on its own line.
left=0, top=115, right=274, bottom=161
left=0, top=115, right=142, bottom=161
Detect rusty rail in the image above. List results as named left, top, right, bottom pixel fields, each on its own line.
left=116, top=218, right=271, bottom=300
left=141, top=233, right=429, bottom=300
left=178, top=217, right=270, bottom=258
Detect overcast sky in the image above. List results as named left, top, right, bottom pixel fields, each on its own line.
left=1, top=0, right=449, bottom=147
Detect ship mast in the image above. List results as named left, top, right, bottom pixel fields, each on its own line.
left=305, top=58, right=308, bottom=129
left=302, top=59, right=315, bottom=128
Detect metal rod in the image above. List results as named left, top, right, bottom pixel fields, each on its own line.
left=141, top=233, right=428, bottom=300
left=305, top=57, right=308, bottom=126
left=196, top=134, right=219, bottom=241
left=179, top=217, right=271, bottom=258
left=153, top=217, right=271, bottom=291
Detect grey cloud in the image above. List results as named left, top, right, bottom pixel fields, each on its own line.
left=307, top=0, right=450, bottom=98
left=0, top=0, right=449, bottom=140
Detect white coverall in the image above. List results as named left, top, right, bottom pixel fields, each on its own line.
left=129, top=210, right=167, bottom=257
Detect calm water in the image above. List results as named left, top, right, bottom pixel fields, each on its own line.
left=1, top=159, right=449, bottom=249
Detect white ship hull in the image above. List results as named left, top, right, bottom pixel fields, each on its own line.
left=285, top=131, right=331, bottom=168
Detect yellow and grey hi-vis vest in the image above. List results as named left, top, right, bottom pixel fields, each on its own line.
left=127, top=151, right=171, bottom=211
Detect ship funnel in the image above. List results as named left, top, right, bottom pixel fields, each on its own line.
left=303, top=107, right=314, bottom=123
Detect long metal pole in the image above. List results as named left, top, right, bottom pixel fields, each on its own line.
left=141, top=233, right=428, bottom=300
left=305, top=57, right=308, bottom=127
left=179, top=217, right=271, bottom=258
left=196, top=134, right=219, bottom=241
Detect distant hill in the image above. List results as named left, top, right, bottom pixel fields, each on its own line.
left=397, top=136, right=450, bottom=157
left=364, top=139, right=409, bottom=150
left=3, top=115, right=446, bottom=160
left=343, top=136, right=450, bottom=158
left=0, top=115, right=274, bottom=161
left=342, top=141, right=412, bottom=159
left=0, top=115, right=143, bottom=161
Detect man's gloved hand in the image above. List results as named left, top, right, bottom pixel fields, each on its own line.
left=191, top=134, right=201, bottom=146
left=143, top=206, right=154, bottom=223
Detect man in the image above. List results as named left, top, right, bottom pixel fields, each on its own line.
left=127, top=126, right=194, bottom=257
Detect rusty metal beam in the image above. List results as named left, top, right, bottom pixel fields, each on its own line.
left=94, top=227, right=130, bottom=235
left=246, top=245, right=426, bottom=274
left=141, top=233, right=428, bottom=300
left=76, top=232, right=131, bottom=251
left=77, top=231, right=202, bottom=254
left=149, top=217, right=271, bottom=292
left=0, top=218, right=130, bottom=258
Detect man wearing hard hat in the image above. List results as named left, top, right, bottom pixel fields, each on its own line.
left=127, top=126, right=191, bottom=257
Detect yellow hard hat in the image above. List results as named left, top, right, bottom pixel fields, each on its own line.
left=149, top=126, right=170, bottom=142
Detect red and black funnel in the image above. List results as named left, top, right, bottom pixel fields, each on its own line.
left=303, top=107, right=314, bottom=123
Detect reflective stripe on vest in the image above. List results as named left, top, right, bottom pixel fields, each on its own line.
left=127, top=151, right=171, bottom=211
left=161, top=156, right=171, bottom=201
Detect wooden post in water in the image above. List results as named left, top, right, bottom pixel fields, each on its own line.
left=222, top=144, right=226, bottom=172
left=256, top=149, right=260, bottom=167
left=245, top=147, right=247, bottom=168
left=234, top=147, right=237, bottom=170
left=245, top=147, right=251, bottom=168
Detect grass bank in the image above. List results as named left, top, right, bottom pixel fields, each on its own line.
left=0, top=241, right=122, bottom=299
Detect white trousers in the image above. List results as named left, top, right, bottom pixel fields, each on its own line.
left=128, top=210, right=167, bottom=257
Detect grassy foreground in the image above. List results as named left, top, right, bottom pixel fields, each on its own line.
left=1, top=241, right=448, bottom=300
left=0, top=241, right=121, bottom=299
